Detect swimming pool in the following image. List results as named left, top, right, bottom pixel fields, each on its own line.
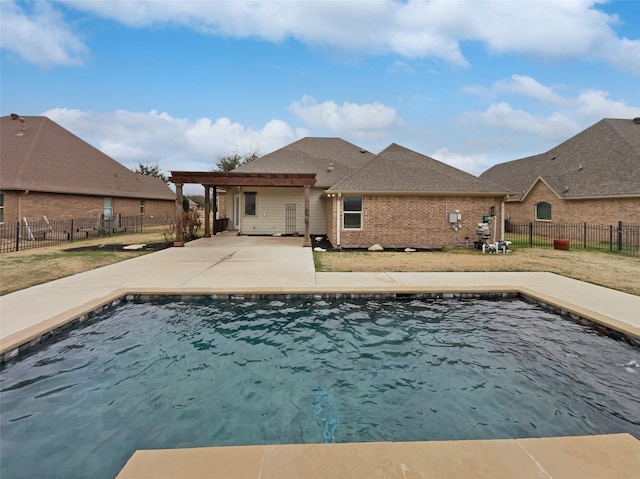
left=1, top=296, right=638, bottom=478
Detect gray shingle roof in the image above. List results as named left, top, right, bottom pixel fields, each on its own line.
left=328, top=143, right=508, bottom=195
left=479, top=118, right=640, bottom=200
left=232, top=137, right=375, bottom=187
left=1, top=115, right=174, bottom=200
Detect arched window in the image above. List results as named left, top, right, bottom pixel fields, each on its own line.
left=535, top=202, right=552, bottom=221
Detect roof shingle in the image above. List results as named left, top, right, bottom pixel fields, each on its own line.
left=328, top=143, right=508, bottom=195
left=1, top=116, right=174, bottom=200
left=480, top=118, right=640, bottom=200
left=232, top=137, right=374, bottom=187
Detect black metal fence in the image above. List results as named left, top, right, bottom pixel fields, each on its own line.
left=505, top=220, right=640, bottom=257
left=0, top=215, right=174, bottom=254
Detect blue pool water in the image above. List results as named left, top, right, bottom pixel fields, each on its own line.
left=1, top=297, right=639, bottom=478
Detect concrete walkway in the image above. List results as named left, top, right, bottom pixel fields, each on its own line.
left=1, top=234, right=639, bottom=478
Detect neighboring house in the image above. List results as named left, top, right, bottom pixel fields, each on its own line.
left=480, top=118, right=640, bottom=225
left=219, top=138, right=508, bottom=249
left=0, top=115, right=175, bottom=225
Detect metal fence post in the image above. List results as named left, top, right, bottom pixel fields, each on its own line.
left=528, top=222, right=533, bottom=247
left=618, top=221, right=623, bottom=252
left=15, top=221, right=20, bottom=252
left=583, top=223, right=587, bottom=249
left=70, top=219, right=74, bottom=242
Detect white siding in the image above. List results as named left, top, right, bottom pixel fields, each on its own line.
left=227, top=187, right=327, bottom=235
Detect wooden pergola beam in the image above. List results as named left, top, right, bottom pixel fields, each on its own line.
left=169, top=171, right=317, bottom=187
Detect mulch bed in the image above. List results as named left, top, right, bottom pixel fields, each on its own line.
left=64, top=243, right=173, bottom=253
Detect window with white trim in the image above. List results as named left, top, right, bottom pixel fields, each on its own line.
left=343, top=195, right=362, bottom=229
left=535, top=201, right=551, bottom=221
left=103, top=197, right=113, bottom=219
left=140, top=200, right=145, bottom=214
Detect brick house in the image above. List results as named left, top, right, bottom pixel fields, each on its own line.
left=480, top=118, right=640, bottom=225
left=190, top=138, right=507, bottom=249
left=324, top=143, right=508, bottom=249
left=0, top=115, right=175, bottom=225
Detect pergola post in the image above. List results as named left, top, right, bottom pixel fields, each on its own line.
left=174, top=183, right=184, bottom=247
left=303, top=185, right=311, bottom=247
left=212, top=186, right=218, bottom=233
left=204, top=186, right=211, bottom=238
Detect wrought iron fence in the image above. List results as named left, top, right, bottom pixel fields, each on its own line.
left=0, top=215, right=174, bottom=254
left=505, top=220, right=640, bottom=257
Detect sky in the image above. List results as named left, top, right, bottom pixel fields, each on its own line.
left=1, top=0, right=639, bottom=195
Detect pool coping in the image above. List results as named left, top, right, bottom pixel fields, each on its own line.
left=115, top=433, right=640, bottom=479
left=2, top=284, right=638, bottom=364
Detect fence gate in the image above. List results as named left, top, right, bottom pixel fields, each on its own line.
left=285, top=204, right=296, bottom=235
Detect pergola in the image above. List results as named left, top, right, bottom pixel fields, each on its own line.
left=168, top=171, right=317, bottom=247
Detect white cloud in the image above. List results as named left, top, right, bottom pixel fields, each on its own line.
left=41, top=108, right=307, bottom=172
left=462, top=75, right=640, bottom=141
left=289, top=95, right=399, bottom=140
left=575, top=89, right=640, bottom=119
left=431, top=147, right=490, bottom=176
left=0, top=0, right=87, bottom=68
left=465, top=102, right=581, bottom=141
left=494, top=75, right=569, bottom=107
left=5, top=0, right=636, bottom=74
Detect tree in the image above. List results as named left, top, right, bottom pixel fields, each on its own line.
left=133, top=162, right=169, bottom=184
left=185, top=194, right=204, bottom=207
left=214, top=151, right=260, bottom=172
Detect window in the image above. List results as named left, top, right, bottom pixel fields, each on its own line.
left=343, top=195, right=362, bottom=229
left=535, top=201, right=551, bottom=221
left=103, top=197, right=113, bottom=219
left=140, top=200, right=145, bottom=215
left=0, top=192, right=4, bottom=223
left=244, top=192, right=256, bottom=216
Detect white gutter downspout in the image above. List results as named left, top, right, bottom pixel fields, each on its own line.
left=238, top=186, right=243, bottom=234
left=336, top=193, right=341, bottom=247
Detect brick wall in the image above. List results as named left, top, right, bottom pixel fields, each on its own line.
left=0, top=190, right=174, bottom=223
left=327, top=194, right=504, bottom=249
left=506, top=181, right=640, bottom=224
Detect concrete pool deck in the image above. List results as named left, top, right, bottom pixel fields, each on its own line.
left=1, top=234, right=639, bottom=478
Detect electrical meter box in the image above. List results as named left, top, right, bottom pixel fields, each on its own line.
left=449, top=213, right=461, bottom=223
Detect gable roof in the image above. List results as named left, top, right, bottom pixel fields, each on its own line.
left=480, top=118, right=640, bottom=200
left=1, top=115, right=174, bottom=200
left=232, top=137, right=375, bottom=188
left=328, top=143, right=508, bottom=196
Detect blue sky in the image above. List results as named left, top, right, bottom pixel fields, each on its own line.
left=2, top=0, right=639, bottom=193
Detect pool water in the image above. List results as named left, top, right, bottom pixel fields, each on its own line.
left=1, top=297, right=639, bottom=478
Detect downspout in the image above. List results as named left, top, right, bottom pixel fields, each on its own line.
left=303, top=185, right=311, bottom=247
left=238, top=186, right=242, bottom=234
left=18, top=190, right=29, bottom=223
left=336, top=193, right=341, bottom=247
